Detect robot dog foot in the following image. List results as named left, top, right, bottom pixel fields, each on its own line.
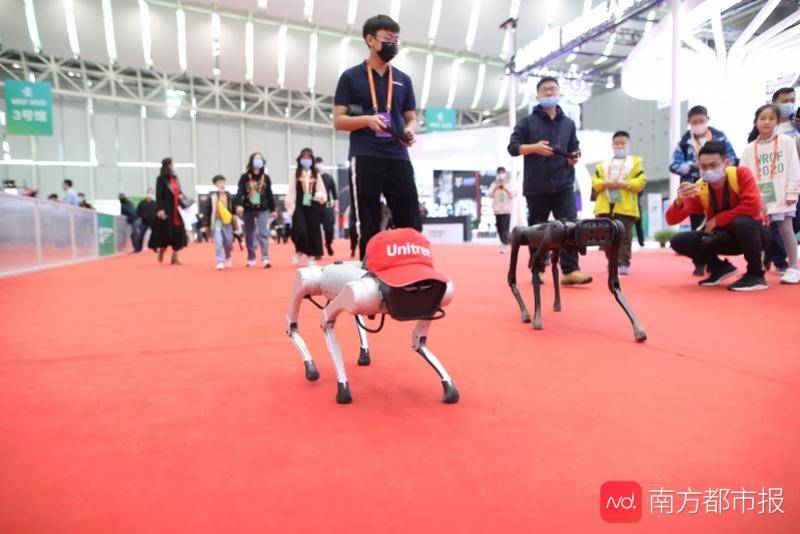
left=357, top=347, right=371, bottom=366
left=336, top=382, right=353, bottom=404
left=304, top=360, right=320, bottom=381
left=442, top=381, right=460, bottom=404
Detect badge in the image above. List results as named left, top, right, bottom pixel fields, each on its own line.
left=375, top=111, right=392, bottom=138
left=302, top=192, right=312, bottom=206
left=758, top=181, right=777, bottom=204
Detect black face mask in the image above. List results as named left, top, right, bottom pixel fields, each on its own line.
left=376, top=40, right=398, bottom=63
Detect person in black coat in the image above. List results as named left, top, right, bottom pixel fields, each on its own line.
left=234, top=152, right=276, bottom=268
left=285, top=148, right=327, bottom=265
left=119, top=193, right=142, bottom=252
left=147, top=157, right=188, bottom=264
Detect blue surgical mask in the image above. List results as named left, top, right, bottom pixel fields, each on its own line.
left=700, top=168, right=725, bottom=184
left=300, top=158, right=313, bottom=169
left=539, top=96, right=560, bottom=109
left=777, top=102, right=796, bottom=119
left=613, top=148, right=629, bottom=158
left=252, top=159, right=264, bottom=170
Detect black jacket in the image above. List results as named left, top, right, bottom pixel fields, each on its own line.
left=136, top=197, right=156, bottom=225
left=507, top=105, right=580, bottom=197
left=321, top=173, right=338, bottom=208
left=120, top=198, right=138, bottom=223
left=235, top=172, right=275, bottom=212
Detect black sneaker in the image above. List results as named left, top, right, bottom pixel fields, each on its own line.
left=698, top=262, right=738, bottom=286
left=692, top=265, right=706, bottom=276
left=326, top=244, right=334, bottom=256
left=727, top=274, right=768, bottom=292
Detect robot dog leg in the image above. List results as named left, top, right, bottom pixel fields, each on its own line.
left=286, top=266, right=324, bottom=381
left=320, top=276, right=383, bottom=404
left=411, top=283, right=459, bottom=404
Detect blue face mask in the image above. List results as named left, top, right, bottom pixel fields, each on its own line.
left=300, top=158, right=313, bottom=169
left=613, top=148, right=629, bottom=158
left=700, top=168, right=725, bottom=184
left=539, top=96, right=560, bottom=109
left=252, top=159, right=264, bottom=170
left=777, top=102, right=796, bottom=120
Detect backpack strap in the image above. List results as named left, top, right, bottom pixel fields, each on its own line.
left=726, top=167, right=739, bottom=194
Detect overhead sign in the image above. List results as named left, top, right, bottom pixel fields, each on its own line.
left=3, top=80, right=53, bottom=136
left=425, top=108, right=457, bottom=132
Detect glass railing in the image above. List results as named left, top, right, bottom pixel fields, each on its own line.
left=0, top=194, right=130, bottom=278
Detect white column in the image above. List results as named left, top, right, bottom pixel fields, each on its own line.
left=668, top=0, right=682, bottom=202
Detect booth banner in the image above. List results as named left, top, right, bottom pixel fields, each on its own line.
left=97, top=213, right=116, bottom=256
left=425, top=108, right=457, bottom=132
left=646, top=193, right=663, bottom=237
left=3, top=80, right=53, bottom=136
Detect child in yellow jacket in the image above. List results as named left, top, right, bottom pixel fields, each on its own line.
left=592, top=131, right=648, bottom=274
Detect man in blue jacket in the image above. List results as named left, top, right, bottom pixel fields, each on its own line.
left=507, top=76, right=593, bottom=285
left=669, top=105, right=737, bottom=276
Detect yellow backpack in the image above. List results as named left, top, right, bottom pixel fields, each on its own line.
left=216, top=194, right=233, bottom=225
left=697, top=167, right=739, bottom=213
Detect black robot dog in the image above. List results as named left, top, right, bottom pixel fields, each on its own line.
left=507, top=218, right=647, bottom=342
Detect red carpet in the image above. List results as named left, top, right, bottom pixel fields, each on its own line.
left=1, top=240, right=798, bottom=532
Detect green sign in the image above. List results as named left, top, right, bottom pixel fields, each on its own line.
left=4, top=80, right=53, bottom=136
left=425, top=108, right=457, bottom=132
left=97, top=213, right=116, bottom=257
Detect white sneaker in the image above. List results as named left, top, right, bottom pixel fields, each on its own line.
left=216, top=262, right=224, bottom=270
left=780, top=267, right=800, bottom=285
left=246, top=259, right=256, bottom=268
left=500, top=244, right=508, bottom=254
left=262, top=259, right=272, bottom=269
left=225, top=258, right=232, bottom=269
left=292, top=253, right=301, bottom=265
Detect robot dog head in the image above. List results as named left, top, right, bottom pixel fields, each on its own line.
left=364, top=228, right=449, bottom=321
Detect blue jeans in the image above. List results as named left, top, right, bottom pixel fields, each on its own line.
left=243, top=210, right=270, bottom=261
left=214, top=224, right=233, bottom=262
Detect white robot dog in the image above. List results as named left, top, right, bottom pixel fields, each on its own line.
left=286, top=228, right=459, bottom=404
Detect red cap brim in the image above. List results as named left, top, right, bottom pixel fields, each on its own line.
left=372, top=264, right=449, bottom=288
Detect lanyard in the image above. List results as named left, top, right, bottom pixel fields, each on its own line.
left=606, top=156, right=629, bottom=183
left=753, top=135, right=779, bottom=182
left=366, top=61, right=393, bottom=112
left=300, top=171, right=315, bottom=193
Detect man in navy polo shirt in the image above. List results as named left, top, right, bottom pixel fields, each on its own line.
left=333, top=14, right=420, bottom=258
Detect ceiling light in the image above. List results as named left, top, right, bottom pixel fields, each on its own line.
left=347, top=0, right=358, bottom=26
left=245, top=20, right=254, bottom=81
left=101, top=0, right=117, bottom=63
left=428, top=0, right=442, bottom=43
left=420, top=53, right=433, bottom=109
left=277, top=24, right=288, bottom=89
left=446, top=58, right=464, bottom=109
left=303, top=0, right=313, bottom=22
left=390, top=0, right=401, bottom=22
left=494, top=75, right=509, bottom=110
left=308, top=32, right=318, bottom=92
left=338, top=36, right=351, bottom=76
left=465, top=0, right=482, bottom=52
left=470, top=62, right=486, bottom=109
left=176, top=9, right=187, bottom=72
left=138, top=0, right=153, bottom=67
left=23, top=0, right=41, bottom=53
left=63, top=0, right=80, bottom=57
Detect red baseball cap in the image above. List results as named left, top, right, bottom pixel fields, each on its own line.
left=365, top=228, right=449, bottom=288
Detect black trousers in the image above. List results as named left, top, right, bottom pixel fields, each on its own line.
left=351, top=155, right=420, bottom=258
left=525, top=188, right=579, bottom=274
left=669, top=216, right=769, bottom=277
left=291, top=205, right=323, bottom=258
left=495, top=213, right=511, bottom=245
left=321, top=207, right=336, bottom=248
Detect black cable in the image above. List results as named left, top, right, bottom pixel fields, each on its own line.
left=304, top=295, right=326, bottom=310
left=356, top=314, right=386, bottom=333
